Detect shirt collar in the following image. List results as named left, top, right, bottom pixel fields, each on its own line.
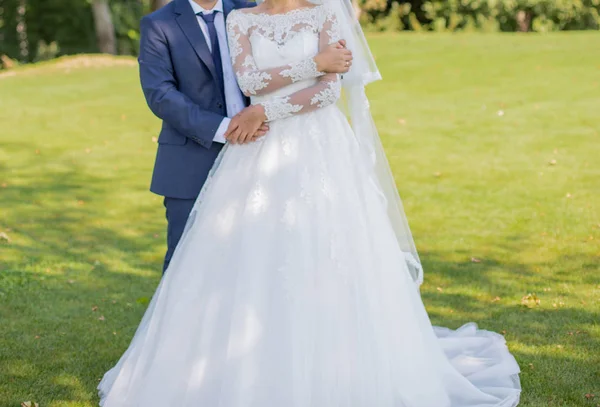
left=188, top=0, right=224, bottom=14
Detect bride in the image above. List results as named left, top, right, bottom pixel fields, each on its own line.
left=98, top=0, right=521, bottom=405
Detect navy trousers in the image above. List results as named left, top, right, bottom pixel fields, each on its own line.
left=163, top=197, right=196, bottom=274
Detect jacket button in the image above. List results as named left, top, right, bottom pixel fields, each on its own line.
left=217, top=102, right=223, bottom=108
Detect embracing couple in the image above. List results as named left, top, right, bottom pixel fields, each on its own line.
left=98, top=0, right=522, bottom=406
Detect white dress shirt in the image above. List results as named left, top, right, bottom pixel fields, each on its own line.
left=188, top=0, right=246, bottom=143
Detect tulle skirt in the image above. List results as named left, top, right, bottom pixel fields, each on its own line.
left=99, top=105, right=521, bottom=407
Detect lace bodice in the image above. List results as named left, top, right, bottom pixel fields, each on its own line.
left=226, top=5, right=342, bottom=121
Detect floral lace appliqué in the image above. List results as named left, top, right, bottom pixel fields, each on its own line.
left=280, top=58, right=323, bottom=82
left=241, top=55, right=257, bottom=69
left=325, top=9, right=341, bottom=44
left=237, top=70, right=273, bottom=95
left=228, top=6, right=341, bottom=120
left=227, top=32, right=243, bottom=61
left=247, top=183, right=269, bottom=215
left=281, top=199, right=297, bottom=229
left=231, top=6, right=326, bottom=46
left=261, top=97, right=303, bottom=121
left=310, top=79, right=341, bottom=108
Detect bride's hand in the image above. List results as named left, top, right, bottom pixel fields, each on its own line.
left=314, top=42, right=353, bottom=74
left=225, top=105, right=268, bottom=145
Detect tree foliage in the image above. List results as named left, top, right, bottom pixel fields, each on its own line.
left=360, top=0, right=600, bottom=32
left=0, top=0, right=598, bottom=64
left=151, top=0, right=171, bottom=12
left=92, top=0, right=117, bottom=54
left=0, top=0, right=148, bottom=62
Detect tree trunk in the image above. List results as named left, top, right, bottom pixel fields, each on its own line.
left=91, top=0, right=117, bottom=54
left=16, top=0, right=29, bottom=61
left=151, top=0, right=172, bottom=12
left=516, top=10, right=532, bottom=32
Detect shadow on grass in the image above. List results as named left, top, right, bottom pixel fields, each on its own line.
left=1, top=162, right=598, bottom=406
left=0, top=159, right=164, bottom=405
left=420, top=250, right=599, bottom=406
left=1, top=157, right=163, bottom=272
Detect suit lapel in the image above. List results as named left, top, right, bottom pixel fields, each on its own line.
left=174, top=0, right=218, bottom=80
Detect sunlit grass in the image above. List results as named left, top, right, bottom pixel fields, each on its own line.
left=1, top=34, right=599, bottom=406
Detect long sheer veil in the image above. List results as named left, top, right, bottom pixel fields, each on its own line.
left=253, top=0, right=424, bottom=286
left=330, top=0, right=423, bottom=286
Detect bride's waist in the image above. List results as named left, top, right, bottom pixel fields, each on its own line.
left=250, top=78, right=318, bottom=104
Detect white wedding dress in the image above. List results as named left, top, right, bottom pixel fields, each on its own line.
left=98, top=5, right=521, bottom=407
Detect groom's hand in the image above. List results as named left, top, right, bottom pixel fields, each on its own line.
left=225, top=105, right=268, bottom=145
left=314, top=41, right=353, bottom=74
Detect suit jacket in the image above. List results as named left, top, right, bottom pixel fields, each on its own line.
left=139, top=0, right=251, bottom=199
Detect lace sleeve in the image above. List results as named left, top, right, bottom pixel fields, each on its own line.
left=257, top=8, right=342, bottom=122
left=226, top=11, right=325, bottom=97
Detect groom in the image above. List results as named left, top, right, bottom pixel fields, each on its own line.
left=139, top=0, right=353, bottom=273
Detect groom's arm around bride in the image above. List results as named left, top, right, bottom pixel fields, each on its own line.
left=137, top=0, right=353, bottom=274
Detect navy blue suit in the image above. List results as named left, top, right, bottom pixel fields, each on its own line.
left=138, top=0, right=250, bottom=272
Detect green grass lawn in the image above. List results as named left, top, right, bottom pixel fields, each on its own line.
left=0, top=33, right=599, bottom=407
